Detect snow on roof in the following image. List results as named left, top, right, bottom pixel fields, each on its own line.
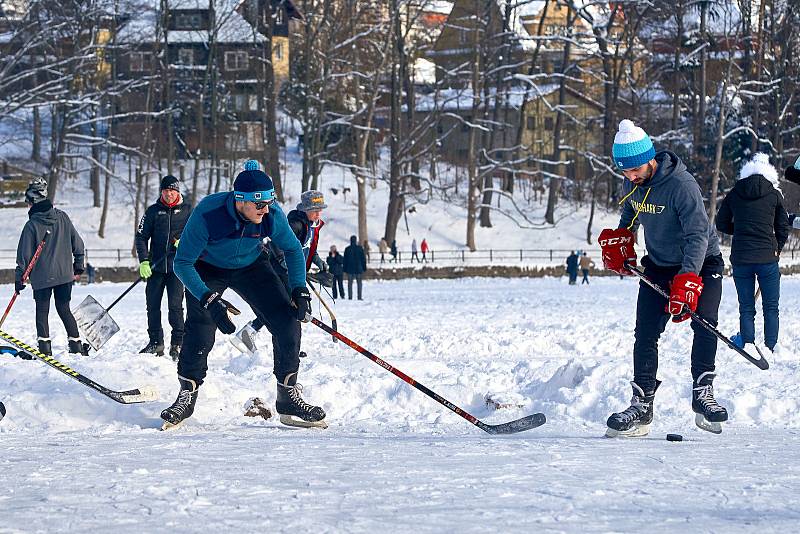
left=424, top=1, right=454, bottom=15
left=414, top=83, right=559, bottom=112
left=414, top=57, right=437, bottom=85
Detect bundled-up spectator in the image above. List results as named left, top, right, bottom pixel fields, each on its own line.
left=579, top=252, right=595, bottom=285
left=378, top=238, right=389, bottom=264
left=343, top=235, right=367, bottom=300
left=326, top=245, right=345, bottom=300
left=565, top=251, right=579, bottom=285
left=411, top=238, right=421, bottom=263
left=390, top=239, right=398, bottom=263
left=716, top=153, right=790, bottom=353
left=420, top=238, right=429, bottom=262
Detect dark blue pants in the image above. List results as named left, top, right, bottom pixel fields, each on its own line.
left=732, top=262, right=780, bottom=350
left=178, top=255, right=300, bottom=386
left=145, top=271, right=185, bottom=345
left=633, top=255, right=724, bottom=392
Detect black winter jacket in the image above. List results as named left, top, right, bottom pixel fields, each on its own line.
left=135, top=199, right=192, bottom=273
left=326, top=252, right=344, bottom=276
left=716, top=174, right=790, bottom=264
left=343, top=236, right=367, bottom=275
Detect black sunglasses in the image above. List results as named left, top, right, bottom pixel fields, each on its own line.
left=253, top=199, right=274, bottom=210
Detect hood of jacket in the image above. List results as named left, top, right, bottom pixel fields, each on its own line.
left=732, top=174, right=776, bottom=201
left=643, top=150, right=686, bottom=188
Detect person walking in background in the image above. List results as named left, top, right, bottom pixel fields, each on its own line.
left=326, top=245, right=345, bottom=300
left=15, top=178, right=89, bottom=356
left=344, top=235, right=367, bottom=300
left=716, top=153, right=790, bottom=354
left=86, top=263, right=96, bottom=284
left=579, top=252, right=595, bottom=285
left=411, top=238, right=421, bottom=263
left=362, top=240, right=371, bottom=263
left=565, top=251, right=579, bottom=285
left=390, top=239, right=398, bottom=263
left=135, top=175, right=191, bottom=360
left=378, top=238, right=388, bottom=264
left=420, top=238, right=429, bottom=262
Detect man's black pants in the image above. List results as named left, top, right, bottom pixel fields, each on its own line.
left=633, top=254, right=724, bottom=392
left=178, top=255, right=301, bottom=386
left=33, top=282, right=79, bottom=339
left=145, top=271, right=185, bottom=345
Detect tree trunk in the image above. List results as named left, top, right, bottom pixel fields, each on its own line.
left=32, top=106, right=41, bottom=162
left=261, top=2, right=283, bottom=200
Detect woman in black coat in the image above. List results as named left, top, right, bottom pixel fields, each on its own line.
left=326, top=245, right=345, bottom=300
left=716, top=153, right=790, bottom=352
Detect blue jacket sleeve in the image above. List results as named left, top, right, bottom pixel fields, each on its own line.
left=173, top=209, right=212, bottom=300
left=269, top=206, right=306, bottom=290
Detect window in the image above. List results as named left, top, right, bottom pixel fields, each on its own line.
left=274, top=42, right=283, bottom=60
left=275, top=7, right=285, bottom=25
left=177, top=48, right=194, bottom=65
left=228, top=94, right=259, bottom=112
left=130, top=51, right=152, bottom=72
left=526, top=116, right=535, bottom=130
left=544, top=117, right=554, bottom=130
left=175, top=13, right=203, bottom=30
left=225, top=51, right=249, bottom=71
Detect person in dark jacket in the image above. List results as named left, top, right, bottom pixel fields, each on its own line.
left=135, top=175, right=192, bottom=360
left=390, top=239, right=398, bottom=263
left=600, top=120, right=727, bottom=437
left=716, top=153, right=790, bottom=353
left=565, top=251, right=579, bottom=285
left=326, top=245, right=345, bottom=299
left=231, top=187, right=330, bottom=355
left=161, top=162, right=324, bottom=429
left=343, top=235, right=367, bottom=300
left=15, top=178, right=89, bottom=356
left=784, top=157, right=800, bottom=230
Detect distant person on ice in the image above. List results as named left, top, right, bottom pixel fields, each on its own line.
left=326, top=245, right=345, bottom=299
left=565, top=251, right=579, bottom=285
left=600, top=119, right=727, bottom=437
left=411, top=238, right=421, bottom=263
left=162, top=162, right=325, bottom=429
left=378, top=237, right=388, bottom=263
left=229, top=186, right=331, bottom=356
left=14, top=177, right=89, bottom=356
left=135, top=175, right=191, bottom=360
left=579, top=252, right=594, bottom=284
left=420, top=238, right=429, bottom=262
left=344, top=235, right=367, bottom=300
left=715, top=153, right=789, bottom=354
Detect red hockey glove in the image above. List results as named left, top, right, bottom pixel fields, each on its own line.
left=598, top=228, right=637, bottom=275
left=667, top=272, right=703, bottom=323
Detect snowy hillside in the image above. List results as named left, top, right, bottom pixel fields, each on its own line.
left=2, top=276, right=799, bottom=531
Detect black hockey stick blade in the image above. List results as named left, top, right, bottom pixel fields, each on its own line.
left=477, top=412, right=547, bottom=435
left=626, top=264, right=769, bottom=370
left=0, top=328, right=159, bottom=404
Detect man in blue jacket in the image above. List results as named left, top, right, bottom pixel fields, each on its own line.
left=161, top=161, right=326, bottom=429
left=599, top=120, right=727, bottom=437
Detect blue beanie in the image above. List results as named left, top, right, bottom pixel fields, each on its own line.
left=612, top=119, right=656, bottom=170
left=233, top=168, right=276, bottom=202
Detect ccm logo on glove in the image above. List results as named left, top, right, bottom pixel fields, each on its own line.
left=667, top=272, right=703, bottom=323
left=599, top=228, right=637, bottom=275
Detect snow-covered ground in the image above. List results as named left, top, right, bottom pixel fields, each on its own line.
left=2, top=275, right=799, bottom=531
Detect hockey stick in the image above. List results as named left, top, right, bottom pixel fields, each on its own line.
left=307, top=283, right=338, bottom=343
left=310, top=318, right=547, bottom=434
left=0, top=230, right=50, bottom=328
left=626, top=264, right=769, bottom=370
left=0, top=328, right=159, bottom=404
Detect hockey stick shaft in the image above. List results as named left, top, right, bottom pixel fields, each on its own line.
left=627, top=264, right=769, bottom=370
left=308, top=283, right=338, bottom=343
left=0, top=231, right=50, bottom=328
left=104, top=255, right=168, bottom=313
left=0, top=328, right=158, bottom=404
left=310, top=318, right=546, bottom=434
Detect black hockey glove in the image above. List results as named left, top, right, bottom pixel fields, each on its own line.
left=202, top=291, right=241, bottom=334
left=308, top=271, right=334, bottom=288
left=291, top=286, right=312, bottom=323
left=14, top=280, right=25, bottom=293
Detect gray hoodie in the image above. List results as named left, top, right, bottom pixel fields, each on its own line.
left=16, top=201, right=85, bottom=290
left=618, top=150, right=720, bottom=274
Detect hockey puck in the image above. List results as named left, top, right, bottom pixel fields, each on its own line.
left=666, top=433, right=683, bottom=442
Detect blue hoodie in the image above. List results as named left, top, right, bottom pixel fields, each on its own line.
left=174, top=192, right=305, bottom=300
left=618, top=150, right=720, bottom=274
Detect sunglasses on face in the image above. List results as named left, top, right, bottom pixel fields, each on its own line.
left=252, top=199, right=274, bottom=210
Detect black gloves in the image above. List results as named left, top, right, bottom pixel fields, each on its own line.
left=14, top=280, right=25, bottom=293
left=308, top=271, right=334, bottom=288
left=201, top=291, right=241, bottom=334
left=73, top=262, right=85, bottom=276
left=291, top=286, right=312, bottom=323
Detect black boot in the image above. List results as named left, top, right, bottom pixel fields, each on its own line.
left=169, top=344, right=181, bottom=362
left=37, top=338, right=52, bottom=356
left=160, top=376, right=199, bottom=430
left=606, top=380, right=661, bottom=437
left=68, top=338, right=90, bottom=356
left=139, top=340, right=165, bottom=357
left=276, top=372, right=327, bottom=428
left=692, top=372, right=728, bottom=434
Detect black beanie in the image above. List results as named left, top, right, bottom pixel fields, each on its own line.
left=160, top=175, right=180, bottom=192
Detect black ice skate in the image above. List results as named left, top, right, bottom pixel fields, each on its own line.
left=692, top=372, right=728, bottom=434
left=160, top=376, right=198, bottom=430
left=276, top=372, right=327, bottom=429
left=37, top=338, right=52, bottom=356
left=68, top=338, right=90, bottom=356
left=606, top=380, right=661, bottom=438
left=140, top=340, right=165, bottom=357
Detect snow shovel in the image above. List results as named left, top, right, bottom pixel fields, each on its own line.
left=74, top=257, right=165, bottom=350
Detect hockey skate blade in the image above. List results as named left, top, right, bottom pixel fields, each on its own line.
left=695, top=414, right=723, bottom=434
left=605, top=423, right=651, bottom=438
left=160, top=419, right=185, bottom=431
left=279, top=414, right=328, bottom=429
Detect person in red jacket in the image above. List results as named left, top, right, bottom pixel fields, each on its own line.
left=420, top=238, right=429, bottom=262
